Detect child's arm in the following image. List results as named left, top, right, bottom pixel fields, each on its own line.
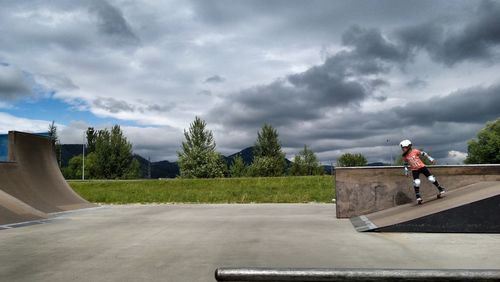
left=403, top=161, right=409, bottom=176
left=420, top=151, right=435, bottom=164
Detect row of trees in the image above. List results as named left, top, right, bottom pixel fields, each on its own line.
left=54, top=117, right=499, bottom=179
left=177, top=117, right=500, bottom=178
left=177, top=118, right=325, bottom=178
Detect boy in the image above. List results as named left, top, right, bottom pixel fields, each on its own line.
left=400, top=139, right=445, bottom=204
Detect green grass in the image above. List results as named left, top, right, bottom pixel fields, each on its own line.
left=68, top=175, right=335, bottom=204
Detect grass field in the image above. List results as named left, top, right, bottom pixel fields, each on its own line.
left=69, top=175, right=335, bottom=204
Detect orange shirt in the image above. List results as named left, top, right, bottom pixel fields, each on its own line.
left=402, top=149, right=426, bottom=171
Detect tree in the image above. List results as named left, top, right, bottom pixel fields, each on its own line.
left=86, top=127, right=97, bottom=154
left=290, top=145, right=324, bottom=176
left=48, top=121, right=58, bottom=140
left=178, top=116, right=226, bottom=178
left=62, top=152, right=97, bottom=179
left=124, top=159, right=142, bottom=179
left=110, top=125, right=136, bottom=177
left=249, top=124, right=286, bottom=176
left=62, top=155, right=82, bottom=179
left=289, top=155, right=305, bottom=176
left=92, top=125, right=140, bottom=179
left=94, top=129, right=112, bottom=178
left=229, top=154, right=247, bottom=177
left=465, top=118, right=500, bottom=164
left=337, top=153, right=367, bottom=167
left=48, top=121, right=62, bottom=167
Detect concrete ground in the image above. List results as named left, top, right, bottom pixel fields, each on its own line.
left=0, top=204, right=499, bottom=282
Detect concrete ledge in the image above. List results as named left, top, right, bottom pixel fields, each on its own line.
left=335, top=165, right=500, bottom=218
left=215, top=268, right=500, bottom=281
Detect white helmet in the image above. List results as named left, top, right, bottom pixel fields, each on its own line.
left=400, top=139, right=412, bottom=149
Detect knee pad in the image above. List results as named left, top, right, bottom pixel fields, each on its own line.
left=413, top=179, right=421, bottom=187
left=428, top=175, right=436, bottom=183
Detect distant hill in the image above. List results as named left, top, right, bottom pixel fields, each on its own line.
left=226, top=146, right=254, bottom=165
left=60, top=144, right=83, bottom=167
left=133, top=154, right=150, bottom=177
left=226, top=146, right=294, bottom=167
left=322, top=165, right=334, bottom=175
left=132, top=154, right=180, bottom=179
left=367, top=162, right=387, bottom=166
left=151, top=160, right=180, bottom=178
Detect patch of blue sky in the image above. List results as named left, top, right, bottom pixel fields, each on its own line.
left=3, top=70, right=144, bottom=128
left=4, top=96, right=138, bottom=127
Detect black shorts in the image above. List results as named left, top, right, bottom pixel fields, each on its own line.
left=412, top=167, right=432, bottom=180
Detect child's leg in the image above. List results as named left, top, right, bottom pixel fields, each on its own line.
left=412, top=170, right=422, bottom=199
left=422, top=167, right=444, bottom=191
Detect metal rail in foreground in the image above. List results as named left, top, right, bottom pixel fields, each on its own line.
left=214, top=268, right=500, bottom=282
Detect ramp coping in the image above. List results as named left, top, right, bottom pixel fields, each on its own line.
left=0, top=219, right=54, bottom=230
left=335, top=164, right=500, bottom=170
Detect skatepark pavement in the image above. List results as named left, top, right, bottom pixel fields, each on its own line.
left=1, top=204, right=499, bottom=282
left=1, top=132, right=498, bottom=281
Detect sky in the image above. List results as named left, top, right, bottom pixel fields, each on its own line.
left=1, top=0, right=499, bottom=164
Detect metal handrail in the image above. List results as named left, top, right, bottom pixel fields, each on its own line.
left=215, top=268, right=500, bottom=281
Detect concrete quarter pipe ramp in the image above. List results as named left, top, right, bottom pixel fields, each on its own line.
left=350, top=181, right=500, bottom=233
left=0, top=131, right=96, bottom=225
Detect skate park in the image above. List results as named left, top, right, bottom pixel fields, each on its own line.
left=1, top=132, right=500, bottom=281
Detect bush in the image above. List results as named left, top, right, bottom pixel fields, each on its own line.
left=337, top=153, right=367, bottom=167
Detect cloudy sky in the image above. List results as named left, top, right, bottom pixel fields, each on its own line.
left=1, top=0, right=499, bottom=164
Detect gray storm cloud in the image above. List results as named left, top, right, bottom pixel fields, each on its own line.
left=396, top=0, right=500, bottom=66
left=93, top=97, right=173, bottom=114
left=93, top=97, right=135, bottom=113
left=0, top=65, right=33, bottom=100
left=208, top=25, right=409, bottom=129
left=204, top=75, right=226, bottom=83
left=393, top=83, right=500, bottom=125
left=88, top=0, right=140, bottom=45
